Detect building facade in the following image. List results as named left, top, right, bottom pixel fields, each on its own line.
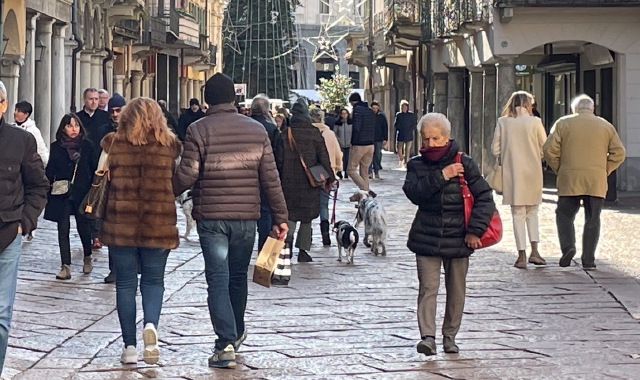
left=0, top=0, right=224, bottom=147
left=350, top=0, right=640, bottom=195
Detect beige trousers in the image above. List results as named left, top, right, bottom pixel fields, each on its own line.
left=397, top=141, right=413, bottom=166
left=416, top=255, right=469, bottom=339
left=347, top=145, right=374, bottom=191
left=511, top=205, right=540, bottom=251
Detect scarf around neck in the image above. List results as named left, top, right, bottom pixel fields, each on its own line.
left=59, top=133, right=83, bottom=161
left=420, top=141, right=452, bottom=162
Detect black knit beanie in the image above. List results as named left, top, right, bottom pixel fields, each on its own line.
left=290, top=98, right=311, bottom=124
left=205, top=73, right=236, bottom=106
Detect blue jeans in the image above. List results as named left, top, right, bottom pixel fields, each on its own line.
left=369, top=141, right=383, bottom=174
left=341, top=148, right=350, bottom=177
left=0, top=234, right=21, bottom=372
left=257, top=194, right=272, bottom=252
left=110, top=246, right=169, bottom=347
left=320, top=189, right=330, bottom=222
left=198, top=220, right=256, bottom=350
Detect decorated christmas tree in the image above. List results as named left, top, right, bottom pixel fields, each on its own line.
left=223, top=0, right=300, bottom=100
left=316, top=67, right=354, bottom=110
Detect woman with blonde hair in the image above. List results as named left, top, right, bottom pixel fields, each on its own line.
left=100, top=97, right=182, bottom=365
left=492, top=91, right=547, bottom=269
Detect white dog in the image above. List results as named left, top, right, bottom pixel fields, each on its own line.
left=178, top=190, right=195, bottom=240
left=349, top=190, right=388, bottom=256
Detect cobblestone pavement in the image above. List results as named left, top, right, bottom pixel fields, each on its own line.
left=4, top=152, right=640, bottom=379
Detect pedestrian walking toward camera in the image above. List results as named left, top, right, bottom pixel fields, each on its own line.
left=403, top=113, right=494, bottom=356
left=543, top=94, right=625, bottom=270
left=173, top=73, right=289, bottom=369
left=369, top=101, right=388, bottom=179
left=176, top=98, right=205, bottom=142
left=347, top=92, right=376, bottom=197
left=98, top=89, right=111, bottom=112
left=334, top=108, right=352, bottom=179
left=310, top=108, right=342, bottom=246
left=100, top=97, right=182, bottom=365
left=44, top=114, right=96, bottom=280
left=395, top=100, right=416, bottom=169
left=0, top=81, right=49, bottom=374
left=493, top=91, right=547, bottom=269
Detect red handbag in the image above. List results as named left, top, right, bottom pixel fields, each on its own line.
left=456, top=153, right=503, bottom=249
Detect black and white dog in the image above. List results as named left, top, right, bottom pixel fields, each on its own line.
left=178, top=190, right=195, bottom=241
left=333, top=220, right=359, bottom=265
left=349, top=190, right=388, bottom=256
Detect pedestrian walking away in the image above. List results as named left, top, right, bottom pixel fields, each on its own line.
left=44, top=114, right=97, bottom=280
left=310, top=108, right=342, bottom=246
left=543, top=94, right=626, bottom=270
left=334, top=108, right=352, bottom=180
left=173, top=73, right=289, bottom=369
left=276, top=99, right=335, bottom=262
left=395, top=100, right=416, bottom=169
left=369, top=101, right=388, bottom=179
left=493, top=91, right=547, bottom=269
left=250, top=94, right=282, bottom=251
left=347, top=92, right=376, bottom=197
left=0, top=81, right=49, bottom=374
left=403, top=112, right=494, bottom=357
left=100, top=97, right=182, bottom=366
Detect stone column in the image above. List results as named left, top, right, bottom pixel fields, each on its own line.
left=447, top=68, right=466, bottom=152
left=113, top=74, right=125, bottom=97
left=142, top=74, right=154, bottom=98
left=468, top=69, right=484, bottom=168
left=192, top=79, right=201, bottom=103
left=130, top=70, right=144, bottom=99
left=79, top=52, right=92, bottom=95
left=105, top=60, right=114, bottom=94
left=51, top=24, right=68, bottom=143
left=187, top=79, right=194, bottom=102
left=482, top=65, right=498, bottom=173
left=34, top=19, right=55, bottom=145
left=18, top=13, right=39, bottom=106
left=383, top=85, right=393, bottom=144
left=433, top=72, right=448, bottom=114
left=0, top=57, right=22, bottom=119
left=180, top=77, right=189, bottom=109
left=496, top=55, right=517, bottom=115
left=91, top=54, right=103, bottom=89
left=64, top=39, right=76, bottom=113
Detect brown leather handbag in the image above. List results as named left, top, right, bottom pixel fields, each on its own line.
left=79, top=139, right=115, bottom=219
left=287, top=128, right=329, bottom=188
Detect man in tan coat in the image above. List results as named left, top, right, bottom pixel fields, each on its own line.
left=543, top=94, right=626, bottom=270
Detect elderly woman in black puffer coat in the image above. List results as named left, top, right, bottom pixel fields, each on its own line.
left=276, top=99, right=335, bottom=263
left=403, top=112, right=494, bottom=357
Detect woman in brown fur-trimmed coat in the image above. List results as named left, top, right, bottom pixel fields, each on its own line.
left=101, top=97, right=182, bottom=366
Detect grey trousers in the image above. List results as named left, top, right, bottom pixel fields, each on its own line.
left=416, top=255, right=469, bottom=339
left=286, top=220, right=312, bottom=251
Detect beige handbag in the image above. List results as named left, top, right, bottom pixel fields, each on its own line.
left=485, top=157, right=503, bottom=193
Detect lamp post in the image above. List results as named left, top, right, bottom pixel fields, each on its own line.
left=367, top=0, right=374, bottom=102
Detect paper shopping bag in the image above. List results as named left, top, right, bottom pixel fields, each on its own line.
left=252, top=236, right=285, bottom=288
left=271, top=243, right=291, bottom=286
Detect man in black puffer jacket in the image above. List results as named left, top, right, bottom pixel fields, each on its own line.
left=403, top=112, right=494, bottom=357
left=347, top=92, right=376, bottom=196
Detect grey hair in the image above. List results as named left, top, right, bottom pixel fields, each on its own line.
left=418, top=112, right=451, bottom=136
left=571, top=94, right=595, bottom=113
left=251, top=94, right=270, bottom=116
left=98, top=89, right=109, bottom=95
left=309, top=108, right=325, bottom=123
left=0, top=81, right=6, bottom=102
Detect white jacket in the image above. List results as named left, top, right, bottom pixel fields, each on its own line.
left=313, top=122, right=343, bottom=173
left=17, top=119, right=49, bottom=166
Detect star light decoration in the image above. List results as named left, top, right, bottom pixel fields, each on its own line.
left=324, top=0, right=367, bottom=30
left=223, top=15, right=251, bottom=55
left=308, top=25, right=343, bottom=64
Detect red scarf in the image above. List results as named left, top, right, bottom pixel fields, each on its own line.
left=420, top=141, right=452, bottom=162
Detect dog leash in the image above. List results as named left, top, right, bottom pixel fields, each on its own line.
left=330, top=180, right=339, bottom=224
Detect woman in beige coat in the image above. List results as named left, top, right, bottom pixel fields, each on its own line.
left=310, top=108, right=342, bottom=246
left=492, top=91, right=547, bottom=269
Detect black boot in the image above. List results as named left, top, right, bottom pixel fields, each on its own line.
left=298, top=250, right=313, bottom=263
left=320, top=220, right=331, bottom=247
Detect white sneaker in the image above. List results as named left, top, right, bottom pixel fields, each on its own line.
left=142, top=323, right=159, bottom=364
left=120, top=345, right=137, bottom=364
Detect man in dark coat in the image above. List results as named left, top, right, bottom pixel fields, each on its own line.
left=275, top=99, right=336, bottom=263
left=0, top=81, right=49, bottom=372
left=176, top=98, right=205, bottom=141
left=369, top=101, right=389, bottom=179
left=250, top=95, right=282, bottom=251
left=347, top=92, right=377, bottom=197
left=76, top=88, right=111, bottom=250
left=158, top=100, right=179, bottom=135
left=323, top=109, right=336, bottom=132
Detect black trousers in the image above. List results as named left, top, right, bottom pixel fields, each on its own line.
left=556, top=196, right=604, bottom=267
left=57, top=200, right=93, bottom=265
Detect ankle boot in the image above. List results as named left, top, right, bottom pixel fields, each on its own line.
left=514, top=250, right=527, bottom=269
left=529, top=242, right=547, bottom=265
left=320, top=220, right=331, bottom=247
left=298, top=250, right=313, bottom=263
